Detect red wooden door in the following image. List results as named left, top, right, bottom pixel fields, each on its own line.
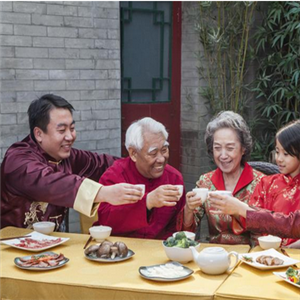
left=120, top=2, right=182, bottom=170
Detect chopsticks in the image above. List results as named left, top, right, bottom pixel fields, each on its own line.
left=0, top=235, right=31, bottom=241
left=83, top=235, right=93, bottom=249
left=281, top=248, right=299, bottom=268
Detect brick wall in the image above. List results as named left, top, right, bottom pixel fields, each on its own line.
left=0, top=1, right=121, bottom=160
left=181, top=2, right=214, bottom=192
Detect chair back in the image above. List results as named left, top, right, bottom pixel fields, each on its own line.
left=248, top=161, right=279, bottom=175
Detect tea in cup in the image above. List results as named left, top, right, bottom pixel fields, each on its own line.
left=209, top=190, right=232, bottom=210
left=174, top=185, right=184, bottom=199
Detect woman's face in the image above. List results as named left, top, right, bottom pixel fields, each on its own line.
left=212, top=128, right=245, bottom=175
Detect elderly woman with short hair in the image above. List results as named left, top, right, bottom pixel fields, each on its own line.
left=183, top=111, right=264, bottom=245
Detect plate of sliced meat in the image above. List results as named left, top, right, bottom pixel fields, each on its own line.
left=239, top=248, right=300, bottom=270
left=1, top=231, right=69, bottom=252
left=14, top=251, right=69, bottom=270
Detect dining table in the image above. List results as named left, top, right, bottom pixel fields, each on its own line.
left=214, top=246, right=300, bottom=300
left=0, top=226, right=250, bottom=300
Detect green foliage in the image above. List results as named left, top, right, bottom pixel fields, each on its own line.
left=195, top=1, right=257, bottom=115
left=251, top=1, right=300, bottom=160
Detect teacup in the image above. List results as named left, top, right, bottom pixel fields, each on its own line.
left=174, top=185, right=183, bottom=199
left=209, top=190, right=232, bottom=210
left=135, top=184, right=145, bottom=198
left=192, top=188, right=209, bottom=205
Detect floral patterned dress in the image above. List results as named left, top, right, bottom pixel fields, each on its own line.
left=195, top=162, right=264, bottom=245
left=249, top=173, right=300, bottom=246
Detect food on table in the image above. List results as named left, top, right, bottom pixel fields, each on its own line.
left=256, top=255, right=284, bottom=266
left=145, top=263, right=190, bottom=278
left=17, top=253, right=65, bottom=267
left=85, top=241, right=128, bottom=259
left=285, top=267, right=300, bottom=285
left=13, top=237, right=63, bottom=249
left=163, top=231, right=199, bottom=248
left=242, top=255, right=253, bottom=262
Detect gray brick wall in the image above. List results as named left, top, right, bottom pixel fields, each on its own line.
left=0, top=1, right=121, bottom=160
left=181, top=2, right=214, bottom=192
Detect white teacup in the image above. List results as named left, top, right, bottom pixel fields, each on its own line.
left=192, top=188, right=209, bottom=205
left=135, top=184, right=145, bottom=198
left=208, top=190, right=233, bottom=210
left=174, top=185, right=183, bottom=199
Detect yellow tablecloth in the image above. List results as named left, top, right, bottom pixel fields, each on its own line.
left=0, top=227, right=250, bottom=300
left=214, top=246, right=300, bottom=300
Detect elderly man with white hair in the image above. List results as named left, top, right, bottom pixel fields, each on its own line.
left=94, top=117, right=186, bottom=239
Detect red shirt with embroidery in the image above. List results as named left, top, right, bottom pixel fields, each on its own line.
left=248, top=173, right=300, bottom=246
left=194, top=163, right=264, bottom=245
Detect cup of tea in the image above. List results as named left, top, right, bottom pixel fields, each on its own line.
left=192, top=188, right=209, bottom=205
left=209, top=190, right=233, bottom=210
left=174, top=185, right=184, bottom=199
left=135, top=184, right=145, bottom=198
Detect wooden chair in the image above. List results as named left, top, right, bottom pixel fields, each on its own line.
left=80, top=213, right=98, bottom=234
left=248, top=161, right=279, bottom=175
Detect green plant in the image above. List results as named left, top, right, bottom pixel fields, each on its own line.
left=195, top=1, right=257, bottom=115
left=251, top=1, right=300, bottom=160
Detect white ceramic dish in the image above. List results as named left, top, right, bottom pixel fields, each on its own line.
left=1, top=231, right=69, bottom=252
left=273, top=271, right=300, bottom=289
left=85, top=249, right=135, bottom=263
left=139, top=262, right=193, bottom=282
left=239, top=248, right=299, bottom=270
left=14, top=251, right=69, bottom=271
left=33, top=221, right=55, bottom=235
left=258, top=235, right=282, bottom=250
left=163, top=241, right=200, bottom=263
left=89, top=225, right=112, bottom=242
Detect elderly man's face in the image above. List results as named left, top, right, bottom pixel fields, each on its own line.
left=129, top=131, right=169, bottom=179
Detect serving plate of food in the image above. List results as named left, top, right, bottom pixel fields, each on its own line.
left=14, top=251, right=69, bottom=271
left=239, top=248, right=299, bottom=270
left=139, top=262, right=193, bottom=282
left=84, top=240, right=134, bottom=263
left=273, top=267, right=300, bottom=288
left=1, top=231, right=69, bottom=252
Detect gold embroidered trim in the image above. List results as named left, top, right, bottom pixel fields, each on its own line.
left=48, top=160, right=62, bottom=165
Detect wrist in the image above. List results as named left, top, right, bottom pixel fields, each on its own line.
left=95, top=185, right=104, bottom=203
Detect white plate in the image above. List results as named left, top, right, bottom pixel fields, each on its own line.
left=139, top=262, right=193, bottom=282
left=273, top=270, right=300, bottom=289
left=85, top=249, right=135, bottom=263
left=1, top=231, right=69, bottom=252
left=14, top=251, right=69, bottom=271
left=239, top=248, right=300, bottom=270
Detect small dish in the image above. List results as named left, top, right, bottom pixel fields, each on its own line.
left=239, top=248, right=299, bottom=270
left=89, top=225, right=112, bottom=242
left=14, top=251, right=69, bottom=271
left=273, top=271, right=300, bottom=289
left=1, top=231, right=69, bottom=252
left=139, top=262, right=193, bottom=282
left=33, top=221, right=55, bottom=235
left=85, top=249, right=135, bottom=263
left=258, top=235, right=282, bottom=250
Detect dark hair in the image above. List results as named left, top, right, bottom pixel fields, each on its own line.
left=276, top=120, right=300, bottom=158
left=28, top=94, right=74, bottom=141
left=205, top=111, right=252, bottom=165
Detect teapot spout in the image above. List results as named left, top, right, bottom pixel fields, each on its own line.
left=190, top=246, right=199, bottom=262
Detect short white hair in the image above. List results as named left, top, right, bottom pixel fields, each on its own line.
left=125, top=117, right=169, bottom=151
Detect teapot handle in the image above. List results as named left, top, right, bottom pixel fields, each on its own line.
left=227, top=251, right=239, bottom=272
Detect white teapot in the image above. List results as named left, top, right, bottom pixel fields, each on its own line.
left=191, top=246, right=239, bottom=275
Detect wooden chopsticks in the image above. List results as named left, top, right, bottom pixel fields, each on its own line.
left=83, top=236, right=93, bottom=249
left=0, top=235, right=31, bottom=241
left=281, top=248, right=299, bottom=268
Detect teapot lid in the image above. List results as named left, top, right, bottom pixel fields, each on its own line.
left=202, top=247, right=225, bottom=254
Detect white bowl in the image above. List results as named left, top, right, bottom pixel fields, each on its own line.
left=162, top=241, right=201, bottom=263
left=89, top=225, right=112, bottom=242
left=33, top=221, right=55, bottom=235
left=173, top=231, right=195, bottom=241
left=258, top=235, right=282, bottom=250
